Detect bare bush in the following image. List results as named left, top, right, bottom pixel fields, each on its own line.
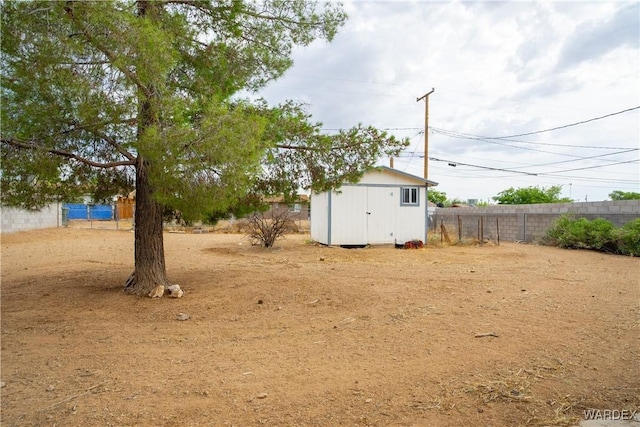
left=247, top=208, right=296, bottom=247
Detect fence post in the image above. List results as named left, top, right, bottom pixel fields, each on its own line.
left=88, top=203, right=94, bottom=229
left=457, top=215, right=462, bottom=241
left=496, top=218, right=500, bottom=245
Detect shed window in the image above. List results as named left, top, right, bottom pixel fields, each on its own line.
left=401, top=187, right=419, bottom=206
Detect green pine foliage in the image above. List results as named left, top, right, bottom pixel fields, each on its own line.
left=1, top=1, right=408, bottom=220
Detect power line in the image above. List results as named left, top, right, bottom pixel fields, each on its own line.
left=396, top=149, right=639, bottom=171
left=425, top=155, right=639, bottom=177
left=430, top=127, right=636, bottom=150
left=428, top=157, right=538, bottom=176
left=491, top=106, right=640, bottom=139
left=542, top=158, right=639, bottom=174
left=508, top=148, right=639, bottom=169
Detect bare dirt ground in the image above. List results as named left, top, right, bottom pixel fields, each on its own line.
left=1, top=226, right=638, bottom=427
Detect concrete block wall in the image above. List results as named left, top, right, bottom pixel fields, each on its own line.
left=432, top=200, right=640, bottom=243
left=1, top=204, right=61, bottom=234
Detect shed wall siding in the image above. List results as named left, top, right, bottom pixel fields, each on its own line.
left=329, top=187, right=367, bottom=245
left=310, top=191, right=329, bottom=244
left=365, top=186, right=396, bottom=244
left=310, top=168, right=431, bottom=246
left=394, top=186, right=427, bottom=243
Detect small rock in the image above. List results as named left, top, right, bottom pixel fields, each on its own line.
left=46, top=384, right=55, bottom=392
left=319, top=257, right=325, bottom=261
left=167, top=284, right=184, bottom=298
left=365, top=398, right=372, bottom=403
left=176, top=313, right=190, bottom=321
left=257, top=299, right=263, bottom=304
left=0, top=381, right=5, bottom=388
left=148, top=285, right=164, bottom=298
left=256, top=392, right=268, bottom=399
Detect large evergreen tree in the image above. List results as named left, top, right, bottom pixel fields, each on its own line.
left=1, top=1, right=408, bottom=295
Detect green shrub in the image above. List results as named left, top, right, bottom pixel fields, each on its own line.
left=613, top=218, right=640, bottom=256
left=544, top=215, right=590, bottom=249
left=543, top=214, right=634, bottom=255
left=583, top=218, right=615, bottom=250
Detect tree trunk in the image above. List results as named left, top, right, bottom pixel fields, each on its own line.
left=123, top=158, right=173, bottom=296
left=122, top=0, right=174, bottom=296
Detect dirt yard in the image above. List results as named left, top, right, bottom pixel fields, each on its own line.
left=1, top=227, right=638, bottom=426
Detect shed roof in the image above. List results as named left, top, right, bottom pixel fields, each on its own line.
left=369, top=166, right=439, bottom=187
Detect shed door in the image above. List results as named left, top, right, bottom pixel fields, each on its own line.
left=366, top=187, right=395, bottom=244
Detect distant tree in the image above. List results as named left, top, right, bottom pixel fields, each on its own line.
left=609, top=191, right=640, bottom=201
left=446, top=198, right=465, bottom=206
left=428, top=189, right=447, bottom=206
left=1, top=1, right=408, bottom=296
left=493, top=185, right=573, bottom=205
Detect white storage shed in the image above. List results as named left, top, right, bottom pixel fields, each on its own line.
left=310, top=166, right=439, bottom=246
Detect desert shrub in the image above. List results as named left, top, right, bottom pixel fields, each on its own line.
left=544, top=215, right=638, bottom=256
left=612, top=218, right=640, bottom=256
left=543, top=215, right=586, bottom=248
left=247, top=209, right=295, bottom=248
left=582, top=218, right=615, bottom=250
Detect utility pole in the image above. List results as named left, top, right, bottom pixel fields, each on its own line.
left=416, top=88, right=435, bottom=179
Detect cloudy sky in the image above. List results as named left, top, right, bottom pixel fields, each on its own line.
left=251, top=0, right=639, bottom=203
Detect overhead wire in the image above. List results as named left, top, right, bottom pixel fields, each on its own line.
left=490, top=106, right=640, bottom=139
left=428, top=157, right=539, bottom=176
left=540, top=158, right=639, bottom=174
left=508, top=148, right=639, bottom=169
left=430, top=127, right=636, bottom=150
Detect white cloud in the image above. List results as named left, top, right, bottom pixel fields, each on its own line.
left=554, top=2, right=639, bottom=72
left=255, top=0, right=640, bottom=202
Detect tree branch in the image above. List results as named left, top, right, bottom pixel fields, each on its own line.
left=61, top=120, right=137, bottom=162
left=276, top=139, right=376, bottom=152
left=63, top=3, right=151, bottom=97
left=1, top=138, right=137, bottom=169
left=275, top=144, right=315, bottom=151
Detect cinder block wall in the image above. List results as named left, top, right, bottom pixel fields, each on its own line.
left=432, top=200, right=640, bottom=243
left=1, top=204, right=61, bottom=234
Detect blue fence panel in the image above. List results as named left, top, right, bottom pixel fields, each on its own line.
left=64, top=203, right=89, bottom=220
left=63, top=203, right=113, bottom=220
left=90, top=204, right=113, bottom=220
